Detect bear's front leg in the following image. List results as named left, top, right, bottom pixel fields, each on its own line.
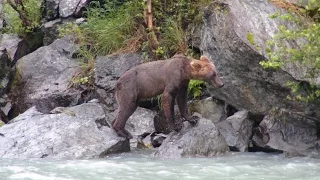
left=176, top=85, right=199, bottom=126
left=162, top=90, right=178, bottom=132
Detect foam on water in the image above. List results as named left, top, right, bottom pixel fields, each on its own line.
left=1, top=152, right=320, bottom=180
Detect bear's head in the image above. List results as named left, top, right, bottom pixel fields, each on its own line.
left=190, top=56, right=224, bottom=88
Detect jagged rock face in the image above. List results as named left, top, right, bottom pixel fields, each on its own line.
left=0, top=102, right=130, bottom=159
left=13, top=36, right=81, bottom=114
left=0, top=34, right=28, bottom=121
left=0, top=34, right=28, bottom=94
left=153, top=119, right=229, bottom=158
left=252, top=109, right=320, bottom=157
left=217, top=110, right=253, bottom=152
left=94, top=53, right=142, bottom=112
left=201, top=0, right=317, bottom=116
left=44, top=0, right=88, bottom=20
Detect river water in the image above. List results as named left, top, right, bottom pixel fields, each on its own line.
left=1, top=151, right=320, bottom=180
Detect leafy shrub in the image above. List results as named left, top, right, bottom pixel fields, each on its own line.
left=2, top=0, right=42, bottom=35
left=260, top=1, right=320, bottom=102
left=188, top=80, right=205, bottom=98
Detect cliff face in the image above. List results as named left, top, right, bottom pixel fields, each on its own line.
left=201, top=0, right=318, bottom=116
left=201, top=0, right=320, bottom=156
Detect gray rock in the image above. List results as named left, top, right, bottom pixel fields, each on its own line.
left=186, top=25, right=202, bottom=51
left=0, top=34, right=28, bottom=96
left=252, top=109, right=319, bottom=157
left=9, top=106, right=43, bottom=124
left=0, top=96, right=10, bottom=124
left=0, top=48, right=11, bottom=96
left=59, top=0, right=88, bottom=18
left=0, top=102, right=130, bottom=159
left=94, top=53, right=142, bottom=90
left=126, top=107, right=156, bottom=137
left=153, top=119, right=229, bottom=158
left=106, top=107, right=156, bottom=141
left=217, top=110, right=253, bottom=152
left=44, top=0, right=60, bottom=20
left=188, top=97, right=226, bottom=124
left=201, top=0, right=319, bottom=117
left=42, top=19, right=63, bottom=46
left=94, top=53, right=142, bottom=111
left=0, top=95, right=12, bottom=118
left=44, top=0, right=88, bottom=19
left=154, top=111, right=183, bottom=134
left=0, top=34, right=27, bottom=62
left=51, top=102, right=105, bottom=120
left=14, top=36, right=81, bottom=113
left=137, top=132, right=167, bottom=149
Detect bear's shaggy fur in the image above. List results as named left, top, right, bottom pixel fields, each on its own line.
left=112, top=55, right=224, bottom=139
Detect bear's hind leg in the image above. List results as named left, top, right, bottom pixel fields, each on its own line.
left=112, top=100, right=137, bottom=139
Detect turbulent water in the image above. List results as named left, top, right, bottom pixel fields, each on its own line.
left=1, top=151, right=320, bottom=180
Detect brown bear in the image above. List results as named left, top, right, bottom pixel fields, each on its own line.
left=112, top=55, right=224, bottom=139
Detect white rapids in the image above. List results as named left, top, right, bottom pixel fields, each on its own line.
left=1, top=151, right=320, bottom=180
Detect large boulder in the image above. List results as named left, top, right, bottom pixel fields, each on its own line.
left=201, top=0, right=318, bottom=117
left=252, top=109, right=320, bottom=157
left=106, top=107, right=156, bottom=137
left=12, top=36, right=82, bottom=114
left=217, top=110, right=253, bottom=152
left=0, top=102, right=130, bottom=159
left=126, top=107, right=156, bottom=137
left=188, top=97, right=226, bottom=124
left=153, top=119, right=229, bottom=158
left=44, top=0, right=88, bottom=20
left=42, top=18, right=86, bottom=46
left=94, top=53, right=142, bottom=111
left=59, top=0, right=88, bottom=18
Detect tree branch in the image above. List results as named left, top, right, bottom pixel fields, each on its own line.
left=7, top=0, right=33, bottom=27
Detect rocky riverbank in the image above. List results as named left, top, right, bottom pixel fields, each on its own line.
left=1, top=0, right=320, bottom=159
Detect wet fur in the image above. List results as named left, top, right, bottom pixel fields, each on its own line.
left=112, top=55, right=223, bottom=139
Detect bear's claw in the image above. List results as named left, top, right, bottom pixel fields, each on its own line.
left=186, top=116, right=200, bottom=126
left=116, top=129, right=133, bottom=139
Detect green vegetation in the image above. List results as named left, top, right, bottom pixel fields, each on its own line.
left=2, top=0, right=42, bottom=36
left=188, top=80, right=204, bottom=98
left=59, top=0, right=210, bottom=57
left=247, top=32, right=255, bottom=45
left=260, top=0, right=320, bottom=102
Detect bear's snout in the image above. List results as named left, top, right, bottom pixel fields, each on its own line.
left=212, top=76, right=224, bottom=88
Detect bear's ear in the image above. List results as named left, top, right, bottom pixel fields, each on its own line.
left=200, top=56, right=211, bottom=63
left=191, top=61, right=202, bottom=72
